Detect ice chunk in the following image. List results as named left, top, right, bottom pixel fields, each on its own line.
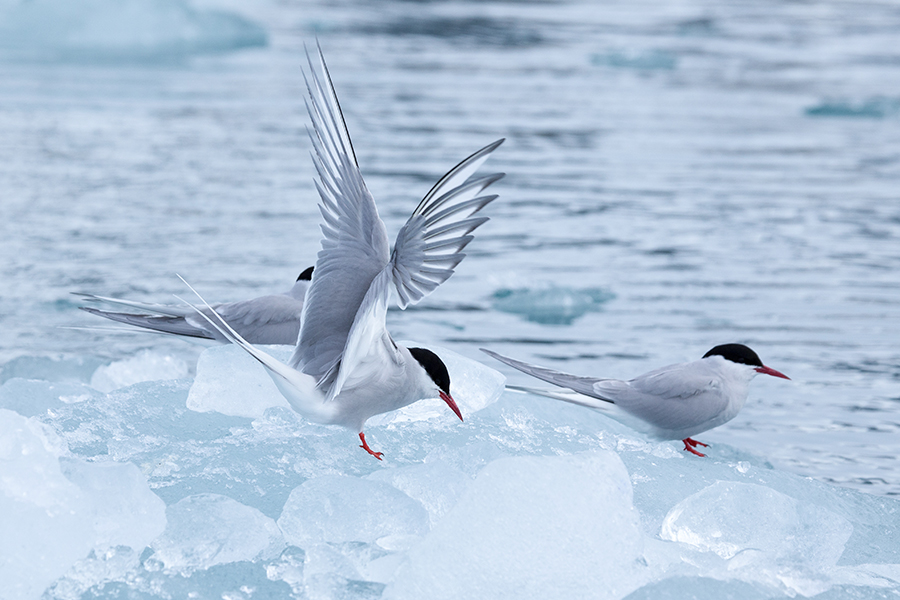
left=150, top=493, right=284, bottom=572
left=90, top=350, right=189, bottom=393
left=491, top=286, right=614, bottom=325
left=0, top=354, right=104, bottom=384
left=278, top=475, right=429, bottom=547
left=385, top=451, right=651, bottom=600
left=661, top=481, right=853, bottom=567
left=60, top=458, right=169, bottom=551
left=0, top=377, right=102, bottom=418
left=591, top=49, right=678, bottom=70
left=186, top=344, right=293, bottom=418
left=368, top=343, right=506, bottom=426
left=0, top=409, right=165, bottom=600
left=659, top=480, right=854, bottom=595
left=367, top=460, right=472, bottom=527
left=0, top=0, right=267, bottom=63
left=805, top=97, right=900, bottom=119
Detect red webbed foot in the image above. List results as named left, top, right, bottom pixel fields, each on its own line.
left=358, top=432, right=384, bottom=461
left=682, top=438, right=709, bottom=457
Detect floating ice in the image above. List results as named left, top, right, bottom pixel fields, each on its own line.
left=0, top=0, right=267, bottom=63
left=805, top=97, right=900, bottom=119
left=0, top=355, right=103, bottom=385
left=385, top=452, right=650, bottom=600
left=591, top=49, right=678, bottom=70
left=0, top=409, right=165, bottom=600
left=660, top=481, right=853, bottom=566
left=150, top=493, right=284, bottom=572
left=278, top=475, right=429, bottom=547
left=491, top=286, right=614, bottom=325
left=3, top=345, right=900, bottom=599
left=186, top=344, right=292, bottom=418
left=90, top=349, right=189, bottom=393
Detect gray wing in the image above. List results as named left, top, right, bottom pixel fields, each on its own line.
left=290, top=45, right=391, bottom=382
left=480, top=349, right=614, bottom=402
left=79, top=306, right=216, bottom=340
left=209, top=294, right=304, bottom=345
left=391, top=141, right=504, bottom=308
left=79, top=293, right=304, bottom=345
left=74, top=292, right=196, bottom=318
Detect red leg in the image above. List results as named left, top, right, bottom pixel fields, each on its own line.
left=682, top=438, right=708, bottom=457
left=358, top=432, right=384, bottom=461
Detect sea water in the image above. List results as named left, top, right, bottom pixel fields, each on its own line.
left=1, top=0, right=900, bottom=598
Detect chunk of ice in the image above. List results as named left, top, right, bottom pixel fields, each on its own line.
left=367, top=460, right=472, bottom=527
left=150, top=493, right=284, bottom=572
left=660, top=481, right=853, bottom=567
left=90, top=350, right=189, bottom=393
left=278, top=475, right=429, bottom=547
left=186, top=344, right=293, bottom=418
left=0, top=409, right=165, bottom=600
left=385, top=451, right=650, bottom=600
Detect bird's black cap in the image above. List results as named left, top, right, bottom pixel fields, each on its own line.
left=297, top=266, right=314, bottom=282
left=703, top=343, right=763, bottom=367
left=409, top=347, right=451, bottom=395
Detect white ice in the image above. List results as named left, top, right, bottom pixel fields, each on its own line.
left=90, top=350, right=189, bottom=393
left=1, top=348, right=899, bottom=600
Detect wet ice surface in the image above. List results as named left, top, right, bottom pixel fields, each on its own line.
left=3, top=356, right=900, bottom=599
left=2, top=0, right=900, bottom=597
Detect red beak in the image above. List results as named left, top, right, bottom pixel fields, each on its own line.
left=755, top=365, right=790, bottom=380
left=440, top=391, right=463, bottom=421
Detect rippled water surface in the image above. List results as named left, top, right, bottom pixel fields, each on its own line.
left=1, top=0, right=899, bottom=496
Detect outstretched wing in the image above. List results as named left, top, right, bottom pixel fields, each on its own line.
left=480, top=348, right=613, bottom=401
left=291, top=44, right=392, bottom=383
left=391, top=140, right=504, bottom=308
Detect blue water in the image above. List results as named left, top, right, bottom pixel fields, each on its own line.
left=1, top=2, right=900, bottom=595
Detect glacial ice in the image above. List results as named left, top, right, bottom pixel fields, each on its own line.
left=90, top=350, right=190, bottom=393
left=1, top=347, right=899, bottom=600
left=0, top=409, right=165, bottom=600
left=151, top=493, right=284, bottom=571
left=187, top=344, right=293, bottom=419
left=491, top=286, right=614, bottom=325
left=0, top=0, right=267, bottom=63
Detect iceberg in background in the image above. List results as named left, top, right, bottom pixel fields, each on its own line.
left=1, top=346, right=899, bottom=599
left=804, top=97, right=900, bottom=119
left=0, top=0, right=267, bottom=63
left=491, top=286, right=615, bottom=325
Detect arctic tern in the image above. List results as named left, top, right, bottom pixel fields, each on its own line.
left=75, top=267, right=313, bottom=345
left=182, top=46, right=504, bottom=459
left=482, top=344, right=789, bottom=456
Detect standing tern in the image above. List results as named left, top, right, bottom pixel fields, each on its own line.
left=74, top=267, right=313, bottom=345
left=481, top=344, right=789, bottom=456
left=182, top=46, right=504, bottom=460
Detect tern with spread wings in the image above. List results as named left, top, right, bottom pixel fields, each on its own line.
left=184, top=47, right=504, bottom=459
left=482, top=344, right=789, bottom=456
left=75, top=267, right=313, bottom=345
